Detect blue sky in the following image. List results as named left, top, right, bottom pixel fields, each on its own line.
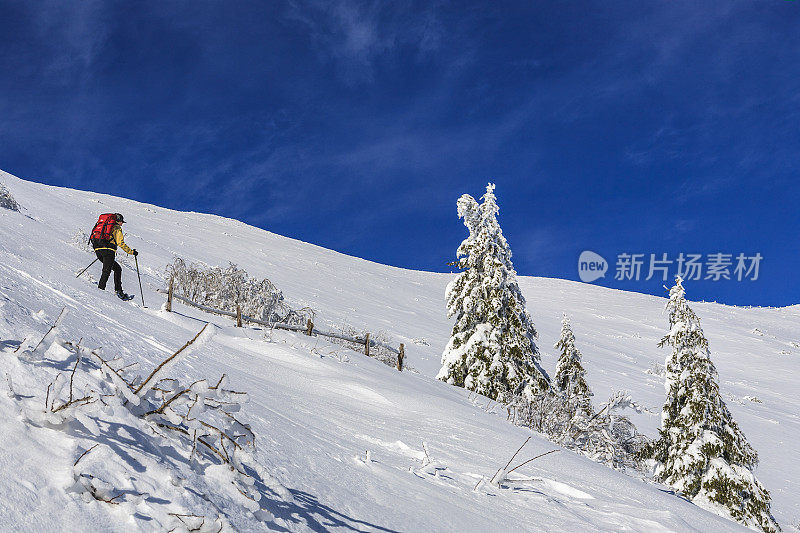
left=1, top=1, right=797, bottom=306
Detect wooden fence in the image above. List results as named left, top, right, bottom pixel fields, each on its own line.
left=158, top=280, right=405, bottom=371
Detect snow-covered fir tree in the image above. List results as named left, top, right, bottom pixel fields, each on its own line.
left=437, top=183, right=549, bottom=402
left=647, top=276, right=780, bottom=532
left=554, top=314, right=593, bottom=418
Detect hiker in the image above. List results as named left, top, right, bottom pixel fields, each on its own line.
left=89, top=213, right=138, bottom=300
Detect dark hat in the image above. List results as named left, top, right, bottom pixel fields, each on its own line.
left=116, top=213, right=125, bottom=223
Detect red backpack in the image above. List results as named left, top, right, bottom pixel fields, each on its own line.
left=90, top=213, right=118, bottom=242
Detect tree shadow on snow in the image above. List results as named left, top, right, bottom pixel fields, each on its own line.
left=657, top=487, right=692, bottom=503
left=66, top=419, right=163, bottom=474
left=0, top=339, right=22, bottom=352
left=169, top=310, right=211, bottom=326
left=266, top=489, right=402, bottom=533
left=21, top=346, right=400, bottom=531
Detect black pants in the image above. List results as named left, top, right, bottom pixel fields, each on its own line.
left=95, top=249, right=122, bottom=291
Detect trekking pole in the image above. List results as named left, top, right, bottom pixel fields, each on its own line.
left=76, top=258, right=98, bottom=278
left=134, top=255, right=146, bottom=307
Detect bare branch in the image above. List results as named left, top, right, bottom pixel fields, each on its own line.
left=143, top=379, right=206, bottom=416
left=52, top=395, right=94, bottom=413
left=90, top=350, right=134, bottom=391
left=491, top=436, right=530, bottom=483
left=211, top=374, right=226, bottom=390
left=135, top=324, right=208, bottom=395
left=74, top=444, right=99, bottom=466
left=506, top=449, right=561, bottom=475
left=68, top=351, right=81, bottom=403
left=45, top=381, right=52, bottom=410
left=155, top=422, right=189, bottom=435
left=197, top=435, right=228, bottom=464
left=31, top=307, right=67, bottom=354
left=199, top=420, right=242, bottom=450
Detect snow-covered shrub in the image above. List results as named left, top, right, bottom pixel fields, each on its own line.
left=12, top=320, right=287, bottom=529
left=645, top=361, right=666, bottom=377
left=70, top=228, right=94, bottom=253
left=508, top=389, right=647, bottom=471
left=438, top=183, right=549, bottom=402
left=564, top=391, right=647, bottom=469
left=642, top=276, right=780, bottom=533
left=0, top=182, right=20, bottom=211
left=165, top=257, right=313, bottom=326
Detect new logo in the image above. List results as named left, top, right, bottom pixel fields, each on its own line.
left=578, top=251, right=608, bottom=283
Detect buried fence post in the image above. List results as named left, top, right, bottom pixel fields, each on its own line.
left=305, top=319, right=314, bottom=336
left=364, top=333, right=370, bottom=357
left=397, top=344, right=404, bottom=371
left=166, top=276, right=174, bottom=312
left=236, top=305, right=242, bottom=327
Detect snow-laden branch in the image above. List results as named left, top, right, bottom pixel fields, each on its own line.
left=11, top=325, right=282, bottom=528
left=135, top=323, right=213, bottom=395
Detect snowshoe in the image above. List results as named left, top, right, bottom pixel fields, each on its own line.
left=116, top=290, right=135, bottom=301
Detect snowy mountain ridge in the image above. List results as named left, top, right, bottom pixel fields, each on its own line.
left=0, top=169, right=798, bottom=532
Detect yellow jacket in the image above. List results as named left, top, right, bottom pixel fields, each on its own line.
left=94, top=225, right=135, bottom=255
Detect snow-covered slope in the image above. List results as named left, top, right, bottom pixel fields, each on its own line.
left=0, top=169, right=797, bottom=532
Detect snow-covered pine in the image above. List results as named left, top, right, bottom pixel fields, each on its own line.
left=554, top=314, right=593, bottom=419
left=0, top=182, right=20, bottom=211
left=647, top=276, right=780, bottom=533
left=437, top=183, right=549, bottom=402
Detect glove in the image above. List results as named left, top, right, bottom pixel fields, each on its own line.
left=133, top=249, right=138, bottom=256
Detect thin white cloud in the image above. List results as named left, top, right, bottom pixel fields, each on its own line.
left=29, top=0, right=110, bottom=84
left=285, top=0, right=444, bottom=84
